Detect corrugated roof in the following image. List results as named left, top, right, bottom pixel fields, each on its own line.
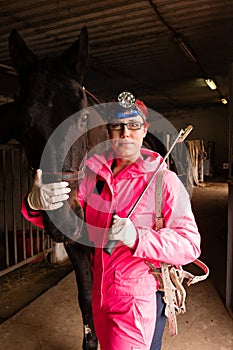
left=0, top=0, right=233, bottom=110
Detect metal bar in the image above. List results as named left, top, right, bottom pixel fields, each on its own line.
left=0, top=144, right=22, bottom=150
left=166, top=133, right=170, bottom=169
left=226, top=180, right=233, bottom=318
left=226, top=61, right=233, bottom=317
left=29, top=224, right=33, bottom=257
left=2, top=149, right=9, bottom=268
left=10, top=147, right=18, bottom=264
left=36, top=227, right=40, bottom=254
left=19, top=149, right=27, bottom=260
left=0, top=143, right=54, bottom=277
left=42, top=230, right=45, bottom=251
left=0, top=248, right=54, bottom=278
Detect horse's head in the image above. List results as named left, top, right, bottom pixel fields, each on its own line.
left=7, top=26, right=97, bottom=242
left=9, top=26, right=89, bottom=169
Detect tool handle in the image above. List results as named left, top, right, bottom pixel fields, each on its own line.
left=103, top=210, right=118, bottom=255
left=103, top=239, right=119, bottom=255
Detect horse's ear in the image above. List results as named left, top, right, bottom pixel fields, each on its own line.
left=61, top=26, right=89, bottom=83
left=9, top=29, right=38, bottom=75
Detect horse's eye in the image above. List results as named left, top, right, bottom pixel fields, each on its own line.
left=82, top=111, right=89, bottom=120
left=81, top=110, right=89, bottom=127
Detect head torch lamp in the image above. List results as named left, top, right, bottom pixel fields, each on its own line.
left=112, top=91, right=146, bottom=121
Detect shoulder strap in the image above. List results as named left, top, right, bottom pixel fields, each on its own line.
left=155, top=169, right=178, bottom=335
left=155, top=169, right=166, bottom=230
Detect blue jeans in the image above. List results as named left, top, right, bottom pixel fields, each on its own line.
left=150, top=291, right=167, bottom=350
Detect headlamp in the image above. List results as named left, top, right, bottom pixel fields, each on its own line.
left=117, top=91, right=136, bottom=109
left=114, top=91, right=146, bottom=121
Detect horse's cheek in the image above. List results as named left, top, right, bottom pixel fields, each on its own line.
left=68, top=190, right=83, bottom=217
left=71, top=198, right=84, bottom=221
left=66, top=191, right=84, bottom=242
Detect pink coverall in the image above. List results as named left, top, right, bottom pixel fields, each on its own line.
left=22, top=148, right=201, bottom=350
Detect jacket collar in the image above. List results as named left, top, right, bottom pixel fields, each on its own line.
left=85, top=148, right=165, bottom=180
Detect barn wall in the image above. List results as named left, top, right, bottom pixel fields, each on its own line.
left=164, top=105, right=228, bottom=177
left=0, top=71, right=18, bottom=102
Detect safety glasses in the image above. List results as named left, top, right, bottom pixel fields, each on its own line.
left=108, top=121, right=144, bottom=131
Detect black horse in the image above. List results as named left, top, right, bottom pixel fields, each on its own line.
left=0, top=27, right=168, bottom=349
left=1, top=26, right=101, bottom=349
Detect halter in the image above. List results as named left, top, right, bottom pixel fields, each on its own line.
left=84, top=87, right=102, bottom=105
left=42, top=166, right=86, bottom=182
left=30, top=165, right=86, bottom=182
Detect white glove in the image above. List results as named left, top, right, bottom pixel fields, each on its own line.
left=108, top=215, right=137, bottom=249
left=27, top=169, right=71, bottom=211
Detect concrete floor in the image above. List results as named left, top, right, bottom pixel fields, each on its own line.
left=0, top=181, right=232, bottom=350
left=0, top=272, right=232, bottom=350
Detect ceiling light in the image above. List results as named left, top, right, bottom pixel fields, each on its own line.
left=174, top=36, right=197, bottom=63
left=221, top=97, right=228, bottom=105
left=204, top=79, right=217, bottom=90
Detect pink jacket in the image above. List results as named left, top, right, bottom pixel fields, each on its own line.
left=22, top=148, right=201, bottom=297
left=77, top=148, right=200, bottom=302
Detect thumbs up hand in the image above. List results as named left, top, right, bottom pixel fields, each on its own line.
left=27, top=169, right=71, bottom=210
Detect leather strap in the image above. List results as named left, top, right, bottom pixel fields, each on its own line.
left=184, top=258, right=209, bottom=285
left=160, top=262, right=178, bottom=336
left=154, top=170, right=178, bottom=335
left=155, top=170, right=166, bottom=230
